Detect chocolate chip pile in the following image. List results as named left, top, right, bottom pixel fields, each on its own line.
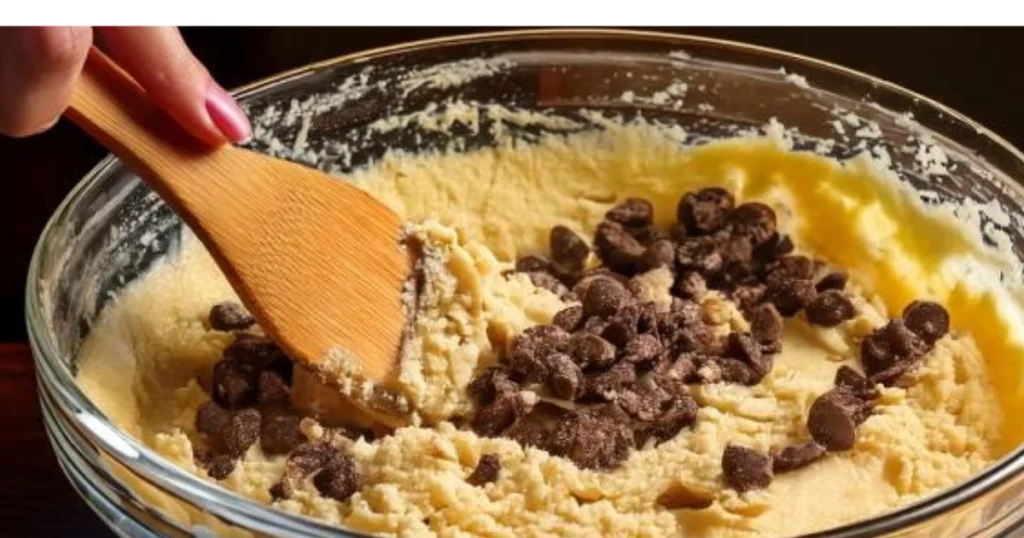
left=193, top=302, right=370, bottom=501
left=721, top=299, right=950, bottom=493
left=468, top=187, right=952, bottom=494
left=189, top=185, right=954, bottom=504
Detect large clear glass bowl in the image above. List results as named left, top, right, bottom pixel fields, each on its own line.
left=26, top=29, right=1024, bottom=537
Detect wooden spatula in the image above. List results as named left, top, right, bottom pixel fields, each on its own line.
left=66, top=48, right=411, bottom=422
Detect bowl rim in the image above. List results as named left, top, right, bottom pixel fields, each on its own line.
left=26, top=27, right=1024, bottom=538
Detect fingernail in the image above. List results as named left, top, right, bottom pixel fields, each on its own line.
left=205, top=83, right=251, bottom=143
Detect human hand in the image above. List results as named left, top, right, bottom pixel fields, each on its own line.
left=0, top=27, right=251, bottom=146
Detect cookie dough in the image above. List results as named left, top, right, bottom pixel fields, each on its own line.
left=77, top=123, right=1024, bottom=537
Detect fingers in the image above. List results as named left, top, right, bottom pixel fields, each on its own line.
left=0, top=27, right=92, bottom=137
left=95, top=26, right=251, bottom=147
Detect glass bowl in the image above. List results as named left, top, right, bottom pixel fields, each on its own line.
left=26, top=29, right=1024, bottom=538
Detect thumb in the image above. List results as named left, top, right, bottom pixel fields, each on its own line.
left=0, top=27, right=92, bottom=137
left=95, top=27, right=251, bottom=147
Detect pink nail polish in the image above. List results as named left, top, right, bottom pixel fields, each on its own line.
left=205, top=83, right=252, bottom=143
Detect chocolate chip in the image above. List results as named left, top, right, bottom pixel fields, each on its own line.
left=693, top=358, right=724, bottom=384
left=626, top=225, right=662, bottom=246
left=767, top=255, right=815, bottom=283
left=288, top=441, right=343, bottom=476
left=222, top=408, right=261, bottom=457
left=754, top=233, right=795, bottom=262
left=212, top=359, right=259, bottom=408
left=637, top=301, right=662, bottom=332
left=515, top=254, right=550, bottom=272
left=722, top=444, right=772, bottom=493
left=550, top=225, right=590, bottom=272
left=472, top=389, right=529, bottom=437
left=553, top=305, right=584, bottom=332
left=623, top=334, right=662, bottom=365
left=526, top=270, right=570, bottom=297
left=650, top=354, right=698, bottom=384
left=269, top=482, right=287, bottom=499
left=637, top=392, right=699, bottom=444
left=902, top=300, right=950, bottom=345
left=272, top=442, right=342, bottom=501
left=223, top=334, right=288, bottom=368
left=656, top=482, right=714, bottom=510
left=834, top=365, right=879, bottom=400
left=726, top=332, right=771, bottom=377
left=638, top=239, right=677, bottom=272
left=313, top=455, right=360, bottom=501
left=674, top=324, right=722, bottom=356
left=550, top=264, right=582, bottom=288
left=594, top=221, right=646, bottom=273
left=673, top=271, right=707, bottom=300
left=268, top=357, right=294, bottom=385
left=208, top=302, right=255, bottom=331
left=582, top=276, right=628, bottom=318
left=260, top=409, right=306, bottom=455
left=760, top=340, right=783, bottom=355
left=771, top=441, right=825, bottom=473
left=548, top=353, right=585, bottom=400
left=585, top=362, right=636, bottom=401
left=196, top=400, right=232, bottom=437
left=577, top=267, right=630, bottom=289
left=580, top=316, right=609, bottom=336
left=602, top=304, right=640, bottom=347
left=606, top=197, right=654, bottom=227
left=508, top=327, right=570, bottom=383
left=765, top=278, right=817, bottom=317
left=815, top=270, right=848, bottom=292
left=805, top=290, right=856, bottom=327
left=468, top=367, right=517, bottom=405
left=257, top=370, right=291, bottom=404
left=549, top=405, right=635, bottom=469
left=717, top=358, right=762, bottom=386
left=569, top=332, right=618, bottom=369
left=669, top=297, right=701, bottom=320
left=676, top=238, right=724, bottom=276
left=524, top=324, right=571, bottom=353
left=730, top=202, right=777, bottom=246
left=808, top=389, right=871, bottom=451
left=466, top=454, right=502, bottom=486
left=618, top=389, right=661, bottom=422
left=749, top=303, right=783, bottom=343
left=502, top=402, right=568, bottom=448
left=507, top=347, right=548, bottom=384
left=678, top=188, right=734, bottom=235
left=621, top=275, right=648, bottom=300
left=719, top=235, right=754, bottom=266
left=868, top=361, right=916, bottom=387
left=205, top=454, right=237, bottom=480
left=732, top=284, right=767, bottom=313
left=860, top=319, right=926, bottom=382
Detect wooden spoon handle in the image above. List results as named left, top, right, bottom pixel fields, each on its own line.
left=65, top=47, right=225, bottom=229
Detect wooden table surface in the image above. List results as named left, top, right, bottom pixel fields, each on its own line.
left=1, top=343, right=113, bottom=537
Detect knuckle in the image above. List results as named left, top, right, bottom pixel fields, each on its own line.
left=30, top=27, right=91, bottom=73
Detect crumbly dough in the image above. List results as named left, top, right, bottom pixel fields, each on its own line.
left=77, top=124, right=1024, bottom=537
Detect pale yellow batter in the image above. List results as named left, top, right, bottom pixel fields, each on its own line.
left=77, top=123, right=1024, bottom=537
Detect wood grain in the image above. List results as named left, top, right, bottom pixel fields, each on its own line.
left=66, top=49, right=410, bottom=394
left=0, top=343, right=112, bottom=537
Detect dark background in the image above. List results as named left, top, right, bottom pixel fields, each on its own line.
left=3, top=27, right=1023, bottom=343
